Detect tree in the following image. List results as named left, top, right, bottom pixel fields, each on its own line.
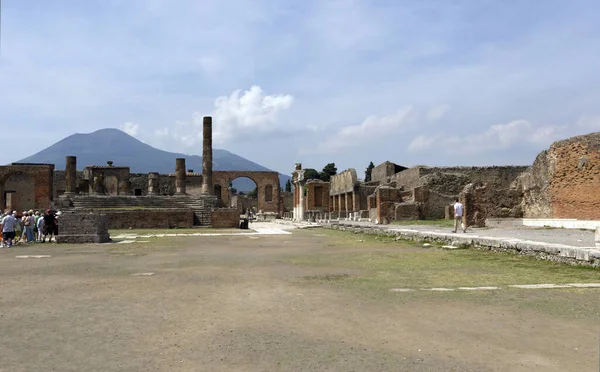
left=247, top=187, right=257, bottom=198
left=319, top=162, right=337, bottom=182
left=228, top=182, right=237, bottom=194
left=365, top=161, right=375, bottom=182
left=303, top=168, right=320, bottom=180
left=285, top=179, right=292, bottom=192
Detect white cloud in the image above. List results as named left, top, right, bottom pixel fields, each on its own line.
left=211, top=85, right=294, bottom=143
left=313, top=107, right=414, bottom=153
left=150, top=85, right=294, bottom=151
left=577, top=114, right=600, bottom=130
left=408, top=119, right=569, bottom=154
left=121, top=122, right=140, bottom=136
left=425, top=104, right=451, bottom=122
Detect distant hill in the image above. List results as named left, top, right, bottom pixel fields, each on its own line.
left=16, top=128, right=291, bottom=192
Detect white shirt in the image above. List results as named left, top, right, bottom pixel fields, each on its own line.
left=2, top=215, right=17, bottom=232
left=454, top=202, right=464, bottom=217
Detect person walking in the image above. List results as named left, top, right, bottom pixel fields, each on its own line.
left=452, top=197, right=466, bottom=233
left=1, top=210, right=18, bottom=247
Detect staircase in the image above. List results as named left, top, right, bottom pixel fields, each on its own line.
left=60, top=195, right=218, bottom=226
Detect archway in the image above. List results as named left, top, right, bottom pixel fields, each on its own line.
left=228, top=177, right=258, bottom=213
left=212, top=171, right=281, bottom=215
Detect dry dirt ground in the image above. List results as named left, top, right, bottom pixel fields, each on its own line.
left=0, top=228, right=598, bottom=371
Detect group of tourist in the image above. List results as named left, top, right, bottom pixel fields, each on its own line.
left=0, top=209, right=60, bottom=248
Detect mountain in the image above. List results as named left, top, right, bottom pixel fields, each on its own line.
left=16, top=128, right=291, bottom=192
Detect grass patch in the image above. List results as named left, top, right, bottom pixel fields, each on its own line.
left=391, top=219, right=454, bottom=228
left=110, top=227, right=251, bottom=236
left=288, top=239, right=600, bottom=290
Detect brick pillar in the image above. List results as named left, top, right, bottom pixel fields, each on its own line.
left=175, top=158, right=186, bottom=194
left=65, top=156, right=77, bottom=195
left=148, top=172, right=159, bottom=195
left=201, top=116, right=213, bottom=195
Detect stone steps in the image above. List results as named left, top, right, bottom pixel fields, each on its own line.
left=62, top=195, right=218, bottom=226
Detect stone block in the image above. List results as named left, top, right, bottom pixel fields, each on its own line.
left=211, top=208, right=239, bottom=228
left=56, top=212, right=110, bottom=243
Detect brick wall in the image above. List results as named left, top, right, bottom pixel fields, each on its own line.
left=211, top=208, right=240, bottom=228
left=549, top=134, right=600, bottom=219
left=104, top=209, right=194, bottom=229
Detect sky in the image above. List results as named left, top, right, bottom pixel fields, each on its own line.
left=1, top=0, right=600, bottom=177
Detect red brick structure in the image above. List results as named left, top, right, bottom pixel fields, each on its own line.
left=210, top=208, right=240, bottom=228
left=0, top=163, right=54, bottom=212
left=519, top=132, right=600, bottom=219
left=305, top=179, right=330, bottom=212
left=212, top=171, right=280, bottom=214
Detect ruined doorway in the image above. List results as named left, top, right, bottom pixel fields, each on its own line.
left=1, top=172, right=35, bottom=212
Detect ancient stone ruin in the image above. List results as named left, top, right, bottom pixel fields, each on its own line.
left=0, top=116, right=284, bottom=241
left=290, top=131, right=600, bottom=227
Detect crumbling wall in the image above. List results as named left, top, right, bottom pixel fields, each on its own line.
left=105, top=209, right=194, bottom=229
left=211, top=208, right=240, bottom=228
left=515, top=150, right=553, bottom=218
left=372, top=161, right=408, bottom=184
left=392, top=167, right=423, bottom=190
left=330, top=169, right=358, bottom=195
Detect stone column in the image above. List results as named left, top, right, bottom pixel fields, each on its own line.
left=298, top=183, right=305, bottom=221
left=148, top=172, right=159, bottom=195
left=65, top=156, right=77, bottom=195
left=352, top=192, right=358, bottom=212
left=201, top=116, right=213, bottom=195
left=175, top=158, right=186, bottom=194
left=344, top=193, right=349, bottom=213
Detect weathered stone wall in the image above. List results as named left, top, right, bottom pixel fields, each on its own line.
left=392, top=167, right=423, bottom=190
left=422, top=166, right=528, bottom=189
left=395, top=203, right=421, bottom=220
left=550, top=135, right=600, bottom=219
left=330, top=169, right=358, bottom=195
left=104, top=209, right=194, bottom=229
left=305, top=180, right=330, bottom=212
left=211, top=208, right=240, bottom=228
left=372, top=161, right=408, bottom=184
left=358, top=185, right=378, bottom=211
left=55, top=212, right=110, bottom=243
left=516, top=151, right=552, bottom=218
left=84, top=166, right=131, bottom=195
left=0, top=163, right=54, bottom=212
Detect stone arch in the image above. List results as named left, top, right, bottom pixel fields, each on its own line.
left=212, top=171, right=281, bottom=214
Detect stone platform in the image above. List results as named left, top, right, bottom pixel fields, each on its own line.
left=55, top=212, right=111, bottom=244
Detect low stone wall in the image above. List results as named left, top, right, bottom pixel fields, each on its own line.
left=56, top=212, right=111, bottom=243
left=325, top=222, right=600, bottom=267
left=211, top=208, right=240, bottom=228
left=487, top=218, right=600, bottom=231
left=103, top=209, right=194, bottom=229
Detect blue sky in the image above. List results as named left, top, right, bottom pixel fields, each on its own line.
left=1, top=0, right=600, bottom=176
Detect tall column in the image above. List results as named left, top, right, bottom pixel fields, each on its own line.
left=298, top=183, right=305, bottom=221
left=65, top=156, right=77, bottom=195
left=201, top=116, right=213, bottom=195
left=148, top=172, right=159, bottom=195
left=175, top=158, right=186, bottom=194
left=352, top=192, right=358, bottom=212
